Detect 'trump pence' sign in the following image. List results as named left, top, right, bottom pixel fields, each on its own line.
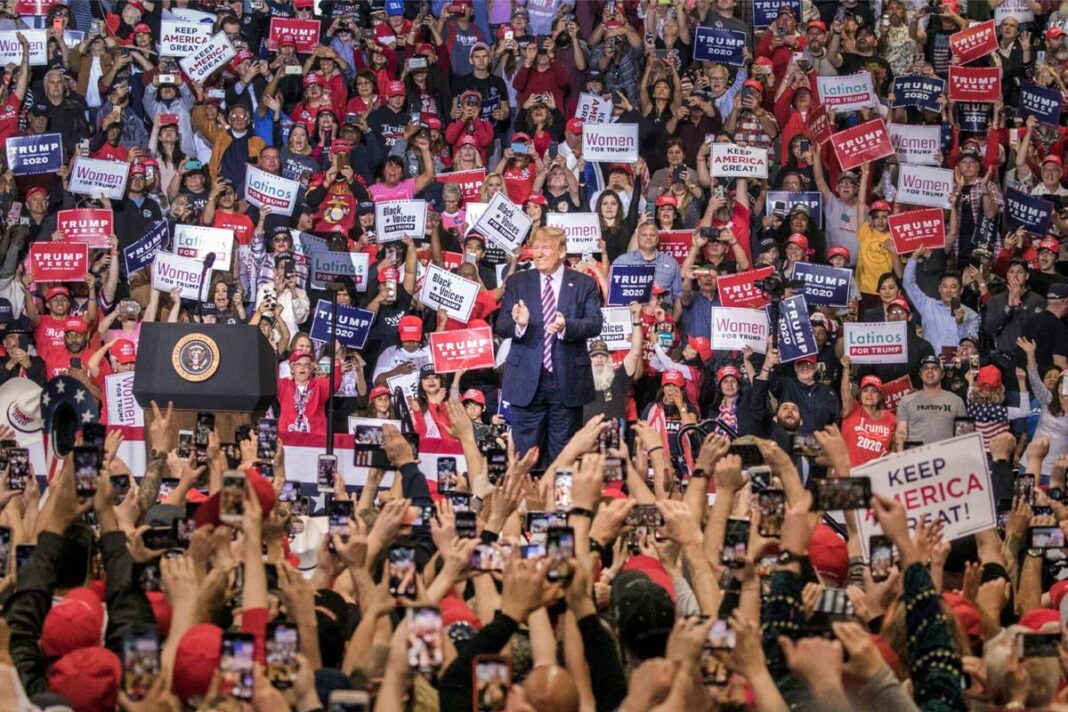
left=582, top=123, right=638, bottom=162
left=855, top=433, right=995, bottom=558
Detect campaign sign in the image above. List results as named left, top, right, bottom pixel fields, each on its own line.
left=890, top=75, right=945, bottom=112
left=244, top=164, right=300, bottom=217
left=854, top=433, right=995, bottom=558
left=657, top=230, right=692, bottom=265
left=882, top=375, right=914, bottom=414
left=480, top=95, right=501, bottom=122
left=179, top=31, right=235, bottom=84
left=68, top=157, right=129, bottom=200
left=105, top=372, right=143, bottom=427
left=710, top=307, right=769, bottom=352
left=308, top=299, right=374, bottom=350
left=0, top=30, right=46, bottom=66
left=807, top=104, right=833, bottom=146
left=1004, top=188, right=1054, bottom=236
left=843, top=321, right=908, bottom=364
left=472, top=192, right=532, bottom=254
left=28, top=242, right=87, bottom=282
left=582, top=123, right=639, bottom=163
left=710, top=144, right=768, bottom=179
left=547, top=212, right=601, bottom=254
left=817, top=73, right=876, bottom=112
left=950, top=19, right=997, bottom=64
left=790, top=262, right=852, bottom=307
left=6, top=132, right=60, bottom=175
left=830, top=119, right=894, bottom=171
left=309, top=250, right=369, bottom=291
left=754, top=0, right=802, bottom=27
left=429, top=326, right=496, bottom=373
left=386, top=370, right=419, bottom=402
left=947, top=65, right=1001, bottom=103
left=765, top=294, right=817, bottom=363
left=158, top=20, right=213, bottom=57
left=896, top=164, right=954, bottom=209
left=123, top=221, right=169, bottom=275
left=58, top=208, right=113, bottom=249
left=436, top=169, right=485, bottom=204
left=375, top=200, right=428, bottom=243
left=888, top=209, right=945, bottom=254
left=956, top=102, right=990, bottom=133
left=575, top=92, right=613, bottom=124
left=717, top=266, right=774, bottom=308
left=173, top=224, right=233, bottom=265
left=596, top=307, right=633, bottom=350
left=765, top=192, right=824, bottom=229
left=266, top=18, right=320, bottom=53
left=152, top=251, right=211, bottom=301
left=419, top=263, right=481, bottom=323
left=995, top=0, right=1035, bottom=23
left=1019, top=82, right=1063, bottom=126
left=888, top=124, right=940, bottom=166
left=607, top=264, right=656, bottom=306
left=692, top=26, right=745, bottom=66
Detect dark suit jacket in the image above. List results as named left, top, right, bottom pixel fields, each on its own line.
left=495, top=267, right=603, bottom=408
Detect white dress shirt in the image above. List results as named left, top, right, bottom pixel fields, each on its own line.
left=515, top=265, right=565, bottom=339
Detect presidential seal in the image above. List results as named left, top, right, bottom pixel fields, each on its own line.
left=172, top=333, right=220, bottom=382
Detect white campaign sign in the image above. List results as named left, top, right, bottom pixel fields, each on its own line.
left=854, top=433, right=996, bottom=559
left=575, top=92, right=613, bottom=124
left=547, top=212, right=601, bottom=254
left=105, top=372, right=143, bottom=427
left=817, top=73, right=877, bottom=112
left=67, top=157, right=129, bottom=200
left=710, top=307, right=769, bottom=352
left=888, top=124, right=941, bottom=166
left=896, top=164, right=954, bottom=209
left=419, top=263, right=481, bottom=323
left=375, top=200, right=428, bottom=243
left=310, top=250, right=369, bottom=292
left=462, top=201, right=487, bottom=237
left=471, top=192, right=531, bottom=254
left=179, top=31, right=235, bottom=84
left=385, top=370, right=419, bottom=401
left=151, top=251, right=211, bottom=301
left=595, top=307, right=633, bottom=351
left=173, top=224, right=234, bottom=265
left=843, top=321, right=909, bottom=364
left=710, top=144, right=769, bottom=179
left=244, top=165, right=300, bottom=216
left=582, top=123, right=639, bottom=162
left=0, top=30, right=46, bottom=66
left=158, top=20, right=213, bottom=57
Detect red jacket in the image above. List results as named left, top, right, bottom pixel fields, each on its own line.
left=512, top=62, right=570, bottom=109
left=276, top=377, right=331, bottom=434
left=445, top=117, right=494, bottom=165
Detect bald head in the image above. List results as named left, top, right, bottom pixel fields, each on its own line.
left=522, top=665, right=579, bottom=712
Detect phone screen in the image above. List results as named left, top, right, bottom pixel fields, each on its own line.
left=554, top=469, right=573, bottom=512
left=220, top=472, right=246, bottom=525
left=257, top=418, right=279, bottom=461
left=177, top=431, right=193, bottom=459
left=122, top=634, right=160, bottom=701
left=727, top=443, right=763, bottom=468
left=7, top=448, right=28, bottom=490
left=266, top=623, right=298, bottom=689
left=526, top=512, right=550, bottom=544
left=407, top=606, right=443, bottom=672
left=721, top=517, right=750, bottom=568
left=0, top=526, right=9, bottom=574
left=1015, top=474, right=1036, bottom=505
left=869, top=535, right=894, bottom=582
left=455, top=511, right=478, bottom=539
left=73, top=446, right=99, bottom=497
left=388, top=546, right=416, bottom=598
left=328, top=500, right=353, bottom=549
left=546, top=526, right=575, bottom=581
left=625, top=504, right=664, bottom=527
left=758, top=490, right=785, bottom=537
left=486, top=450, right=507, bottom=486
left=706, top=619, right=736, bottom=650
left=317, top=454, right=338, bottom=492
left=220, top=633, right=255, bottom=700
left=812, top=477, right=872, bottom=511
left=473, top=656, right=511, bottom=711
left=437, top=457, right=458, bottom=492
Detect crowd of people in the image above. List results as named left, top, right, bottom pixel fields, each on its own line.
left=0, top=0, right=1066, bottom=710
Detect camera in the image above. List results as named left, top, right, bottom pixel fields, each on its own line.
left=755, top=271, right=786, bottom=297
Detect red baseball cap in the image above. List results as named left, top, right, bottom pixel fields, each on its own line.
left=512, top=131, right=532, bottom=143
left=331, top=139, right=352, bottom=155
left=133, top=23, right=151, bottom=35
left=566, top=117, right=584, bottom=135
left=661, top=370, right=685, bottom=387
left=369, top=385, right=391, bottom=400
left=887, top=297, right=911, bottom=314
left=807, top=20, right=827, bottom=31
left=860, top=375, right=885, bottom=393
left=288, top=349, right=314, bottom=366
left=795, top=354, right=818, bottom=364
left=46, top=286, right=70, bottom=300
left=461, top=388, right=486, bottom=405
left=112, top=339, right=137, bottom=364
left=787, top=233, right=809, bottom=250
left=525, top=193, right=548, bottom=207
left=129, top=162, right=146, bottom=176
left=49, top=647, right=121, bottom=712
left=1039, top=237, right=1061, bottom=253
left=655, top=194, right=678, bottom=208
left=171, top=623, right=223, bottom=701
left=809, top=524, right=848, bottom=587
left=1043, top=154, right=1064, bottom=168
left=63, top=317, right=88, bottom=334
left=385, top=80, right=406, bottom=97
left=41, top=587, right=105, bottom=658
left=398, top=315, right=423, bottom=341
left=870, top=200, right=891, bottom=213
left=743, top=79, right=764, bottom=93
left=827, top=246, right=851, bottom=260
left=650, top=282, right=669, bottom=296
left=279, top=34, right=298, bottom=48
left=687, top=335, right=713, bottom=362
left=976, top=364, right=1002, bottom=389
left=26, top=186, right=48, bottom=201
left=193, top=468, right=276, bottom=530
left=717, top=365, right=741, bottom=383
left=1047, top=26, right=1065, bottom=40
left=456, top=133, right=479, bottom=149
left=303, top=71, right=323, bottom=87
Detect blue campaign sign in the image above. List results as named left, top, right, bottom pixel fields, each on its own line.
left=122, top=220, right=169, bottom=275
left=890, top=75, right=946, bottom=113
left=385, top=0, right=404, bottom=15
left=765, top=294, right=817, bottom=363
left=1020, top=82, right=1063, bottom=126
left=481, top=95, right=501, bottom=122
left=6, top=132, right=62, bottom=176
left=607, top=264, right=656, bottom=306
left=309, top=299, right=375, bottom=350
left=790, top=262, right=852, bottom=307
left=1004, top=188, right=1054, bottom=236
left=955, top=102, right=989, bottom=133
left=765, top=191, right=824, bottom=229
left=692, top=27, right=746, bottom=66
left=753, top=0, right=802, bottom=27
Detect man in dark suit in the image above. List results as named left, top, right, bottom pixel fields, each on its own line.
left=495, top=227, right=603, bottom=464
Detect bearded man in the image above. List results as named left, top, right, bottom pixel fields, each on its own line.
left=583, top=302, right=644, bottom=422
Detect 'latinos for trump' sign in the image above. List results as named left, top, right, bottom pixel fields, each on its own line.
left=429, top=326, right=496, bottom=373
left=947, top=65, right=1001, bottom=103
left=244, top=164, right=300, bottom=216
left=6, top=133, right=61, bottom=175
left=888, top=209, right=945, bottom=254
left=173, top=224, right=234, bottom=265
left=28, top=242, right=88, bottom=282
left=817, top=73, right=877, bottom=112
left=896, top=164, right=954, bottom=209
left=843, top=321, right=908, bottom=364
left=830, top=119, right=894, bottom=171
left=58, top=208, right=113, bottom=249
left=582, top=123, right=638, bottom=162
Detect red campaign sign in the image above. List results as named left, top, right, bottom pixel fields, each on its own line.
left=830, top=118, right=894, bottom=171
left=947, top=65, right=1002, bottom=103
left=888, top=208, right=945, bottom=254
left=58, top=208, right=114, bottom=249
left=807, top=104, right=832, bottom=146
left=15, top=1, right=54, bottom=14
left=657, top=230, right=691, bottom=265
left=27, top=242, right=88, bottom=282
left=436, top=169, right=486, bottom=205
left=950, top=20, right=997, bottom=65
left=442, top=251, right=464, bottom=271
left=429, top=325, right=496, bottom=373
left=882, top=375, right=914, bottom=414
left=266, top=18, right=321, bottom=53
left=717, top=266, right=774, bottom=308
